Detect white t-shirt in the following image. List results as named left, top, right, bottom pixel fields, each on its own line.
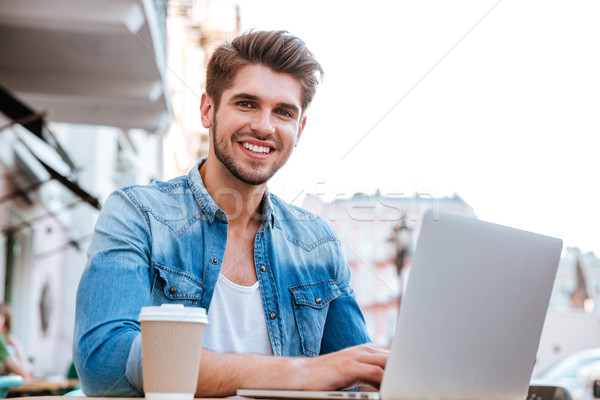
left=202, top=273, right=273, bottom=355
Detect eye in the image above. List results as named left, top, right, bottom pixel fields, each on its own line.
left=275, top=109, right=293, bottom=118
left=237, top=101, right=254, bottom=109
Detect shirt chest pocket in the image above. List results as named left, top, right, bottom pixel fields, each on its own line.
left=289, top=280, right=341, bottom=357
left=151, top=262, right=202, bottom=306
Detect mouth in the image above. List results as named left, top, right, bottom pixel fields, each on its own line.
left=241, top=141, right=273, bottom=155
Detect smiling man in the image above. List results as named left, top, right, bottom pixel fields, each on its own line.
left=74, top=30, right=387, bottom=397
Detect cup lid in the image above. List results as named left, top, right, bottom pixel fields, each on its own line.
left=138, top=304, right=208, bottom=323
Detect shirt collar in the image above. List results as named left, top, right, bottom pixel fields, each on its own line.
left=261, top=187, right=276, bottom=227
left=187, top=156, right=276, bottom=226
left=187, top=157, right=222, bottom=223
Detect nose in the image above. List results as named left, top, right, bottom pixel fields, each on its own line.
left=249, top=109, right=275, bottom=134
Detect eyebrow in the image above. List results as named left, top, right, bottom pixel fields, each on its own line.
left=231, top=93, right=301, bottom=116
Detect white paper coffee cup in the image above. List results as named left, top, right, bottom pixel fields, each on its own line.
left=139, top=304, right=208, bottom=400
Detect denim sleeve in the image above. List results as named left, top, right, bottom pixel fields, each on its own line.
left=126, top=335, right=144, bottom=390
left=320, top=239, right=372, bottom=354
left=73, top=189, right=150, bottom=396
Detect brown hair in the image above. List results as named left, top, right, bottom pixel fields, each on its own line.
left=206, top=30, right=324, bottom=113
left=0, top=303, right=12, bottom=332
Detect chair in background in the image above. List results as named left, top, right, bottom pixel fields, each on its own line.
left=63, top=361, right=83, bottom=396
left=0, top=375, right=23, bottom=398
left=63, top=388, right=84, bottom=396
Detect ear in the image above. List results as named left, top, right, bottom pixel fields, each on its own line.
left=200, top=93, right=214, bottom=129
left=295, top=116, right=307, bottom=147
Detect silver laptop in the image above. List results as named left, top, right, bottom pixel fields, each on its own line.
left=238, top=209, right=563, bottom=400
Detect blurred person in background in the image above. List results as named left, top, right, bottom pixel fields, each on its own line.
left=0, top=303, right=32, bottom=378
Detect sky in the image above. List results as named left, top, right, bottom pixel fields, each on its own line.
left=212, top=0, right=600, bottom=254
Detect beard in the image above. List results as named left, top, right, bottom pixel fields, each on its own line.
left=212, top=118, right=292, bottom=186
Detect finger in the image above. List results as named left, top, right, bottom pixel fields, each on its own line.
left=357, top=353, right=388, bottom=369
left=355, top=363, right=385, bottom=388
left=355, top=343, right=390, bottom=355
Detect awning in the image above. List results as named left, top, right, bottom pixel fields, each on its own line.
left=0, top=87, right=100, bottom=210
left=0, top=0, right=171, bottom=132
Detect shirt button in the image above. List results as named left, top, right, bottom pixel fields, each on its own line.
left=315, top=297, right=322, bottom=304
left=269, top=312, right=277, bottom=320
left=260, top=265, right=266, bottom=272
left=169, top=286, right=177, bottom=294
left=211, top=258, right=219, bottom=264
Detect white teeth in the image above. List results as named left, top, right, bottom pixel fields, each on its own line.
left=243, top=142, right=271, bottom=154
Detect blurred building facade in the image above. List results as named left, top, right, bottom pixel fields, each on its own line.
left=162, top=0, right=238, bottom=178
left=536, top=251, right=600, bottom=375
left=0, top=0, right=170, bottom=377
left=550, top=250, right=600, bottom=313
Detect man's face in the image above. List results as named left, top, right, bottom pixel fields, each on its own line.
left=201, top=64, right=306, bottom=186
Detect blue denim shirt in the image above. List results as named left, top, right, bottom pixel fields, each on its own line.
left=73, top=158, right=371, bottom=396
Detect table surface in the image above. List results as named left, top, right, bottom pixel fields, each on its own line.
left=6, top=398, right=226, bottom=400
left=8, top=378, right=80, bottom=393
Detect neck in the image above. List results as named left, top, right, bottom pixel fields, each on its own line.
left=200, top=157, right=266, bottom=229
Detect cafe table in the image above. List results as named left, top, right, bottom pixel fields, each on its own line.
left=5, top=398, right=228, bottom=400
left=7, top=378, right=80, bottom=396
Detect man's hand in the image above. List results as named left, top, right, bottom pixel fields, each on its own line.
left=294, top=343, right=389, bottom=391
left=195, top=343, right=389, bottom=397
